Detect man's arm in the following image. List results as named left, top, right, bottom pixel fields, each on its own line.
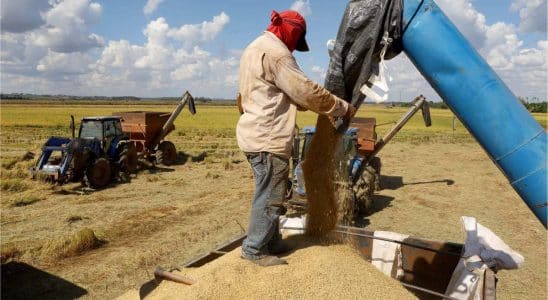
left=273, top=55, right=349, bottom=117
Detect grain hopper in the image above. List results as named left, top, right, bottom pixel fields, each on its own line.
left=113, top=91, right=196, bottom=166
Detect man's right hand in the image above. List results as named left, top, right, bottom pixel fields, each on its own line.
left=344, top=104, right=357, bottom=121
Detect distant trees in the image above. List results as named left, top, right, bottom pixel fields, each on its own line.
left=396, top=98, right=546, bottom=113
left=519, top=97, right=547, bottom=113
left=397, top=100, right=449, bottom=109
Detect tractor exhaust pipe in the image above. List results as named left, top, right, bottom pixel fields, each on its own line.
left=70, top=115, right=76, bottom=139
left=151, top=91, right=196, bottom=149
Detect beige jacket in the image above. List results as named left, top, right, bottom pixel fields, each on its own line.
left=236, top=32, right=349, bottom=158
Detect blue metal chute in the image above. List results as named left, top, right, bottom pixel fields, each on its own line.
left=402, top=0, right=547, bottom=226
left=35, top=137, right=71, bottom=170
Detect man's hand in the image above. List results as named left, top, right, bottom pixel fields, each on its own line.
left=296, top=104, right=308, bottom=111
left=344, top=104, right=357, bottom=121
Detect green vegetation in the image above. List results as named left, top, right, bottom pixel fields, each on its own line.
left=519, top=98, right=547, bottom=113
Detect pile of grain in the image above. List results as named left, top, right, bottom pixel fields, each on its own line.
left=118, top=236, right=415, bottom=299
left=302, top=116, right=344, bottom=235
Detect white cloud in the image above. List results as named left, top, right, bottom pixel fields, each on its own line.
left=143, top=0, right=164, bottom=15
left=436, top=0, right=488, bottom=49
left=1, top=32, right=48, bottom=77
left=511, top=0, right=547, bottom=33
left=134, top=17, right=172, bottom=70
left=34, top=0, right=104, bottom=53
left=0, top=0, right=51, bottom=33
left=383, top=0, right=547, bottom=102
left=2, top=5, right=236, bottom=97
left=167, top=12, right=230, bottom=48
left=36, top=50, right=92, bottom=75
left=290, top=0, right=312, bottom=17
left=1, top=0, right=545, bottom=100
left=311, top=65, right=326, bottom=81
left=85, top=14, right=238, bottom=97
left=1, top=33, right=27, bottom=63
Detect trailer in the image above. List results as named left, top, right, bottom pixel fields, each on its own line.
left=114, top=91, right=196, bottom=166
left=31, top=92, right=196, bottom=188
left=157, top=223, right=500, bottom=300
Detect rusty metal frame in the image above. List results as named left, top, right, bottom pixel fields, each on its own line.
left=183, top=233, right=247, bottom=268
left=180, top=226, right=498, bottom=299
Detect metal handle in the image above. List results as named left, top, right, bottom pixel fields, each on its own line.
left=154, top=266, right=195, bottom=285
left=367, top=95, right=428, bottom=161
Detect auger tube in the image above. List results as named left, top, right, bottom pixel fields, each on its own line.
left=402, top=0, right=547, bottom=226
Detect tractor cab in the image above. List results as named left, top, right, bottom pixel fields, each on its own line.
left=78, top=116, right=124, bottom=156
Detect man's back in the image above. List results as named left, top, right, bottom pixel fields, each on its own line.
left=237, top=31, right=299, bottom=158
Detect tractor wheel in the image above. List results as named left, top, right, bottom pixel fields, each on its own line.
left=156, top=141, right=177, bottom=166
left=353, top=166, right=376, bottom=215
left=369, top=156, right=382, bottom=191
left=118, top=142, right=138, bottom=173
left=84, top=158, right=112, bottom=189
left=336, top=180, right=356, bottom=226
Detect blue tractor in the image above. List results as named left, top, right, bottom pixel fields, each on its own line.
left=289, top=96, right=431, bottom=222
left=31, top=116, right=137, bottom=189
left=32, top=92, right=195, bottom=189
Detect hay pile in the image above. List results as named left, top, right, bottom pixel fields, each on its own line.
left=118, top=236, right=415, bottom=299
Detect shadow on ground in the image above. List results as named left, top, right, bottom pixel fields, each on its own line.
left=138, top=279, right=160, bottom=300
left=380, top=175, right=454, bottom=190
left=51, top=173, right=138, bottom=195
left=280, top=234, right=338, bottom=258
left=173, top=151, right=208, bottom=166
left=1, top=261, right=87, bottom=300
left=354, top=194, right=395, bottom=227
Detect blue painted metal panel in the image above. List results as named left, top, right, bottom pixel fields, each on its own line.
left=36, top=136, right=71, bottom=170
left=402, top=0, right=547, bottom=226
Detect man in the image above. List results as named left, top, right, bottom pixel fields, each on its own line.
left=237, top=10, right=355, bottom=266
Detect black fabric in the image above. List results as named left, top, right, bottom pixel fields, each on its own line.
left=324, top=0, right=403, bottom=107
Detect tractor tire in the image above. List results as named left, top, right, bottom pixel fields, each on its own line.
left=69, top=149, right=90, bottom=182
left=84, top=158, right=112, bottom=189
left=353, top=166, right=376, bottom=215
left=118, top=142, right=138, bottom=173
left=369, top=156, right=382, bottom=191
left=336, top=180, right=356, bottom=226
left=156, top=141, right=177, bottom=166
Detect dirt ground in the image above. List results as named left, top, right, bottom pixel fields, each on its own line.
left=1, top=141, right=546, bottom=299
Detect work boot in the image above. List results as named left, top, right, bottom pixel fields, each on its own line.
left=268, top=241, right=293, bottom=255
left=242, top=255, right=287, bottom=267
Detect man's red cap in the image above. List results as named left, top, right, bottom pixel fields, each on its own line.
left=267, top=10, right=309, bottom=52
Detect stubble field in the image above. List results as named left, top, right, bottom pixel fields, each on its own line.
left=0, top=101, right=546, bottom=299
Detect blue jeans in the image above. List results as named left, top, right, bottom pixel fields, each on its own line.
left=241, top=152, right=289, bottom=259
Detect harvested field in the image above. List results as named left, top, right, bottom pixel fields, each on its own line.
left=118, top=236, right=416, bottom=300
left=0, top=103, right=546, bottom=299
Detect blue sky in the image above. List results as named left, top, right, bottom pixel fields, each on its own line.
left=1, top=0, right=546, bottom=101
